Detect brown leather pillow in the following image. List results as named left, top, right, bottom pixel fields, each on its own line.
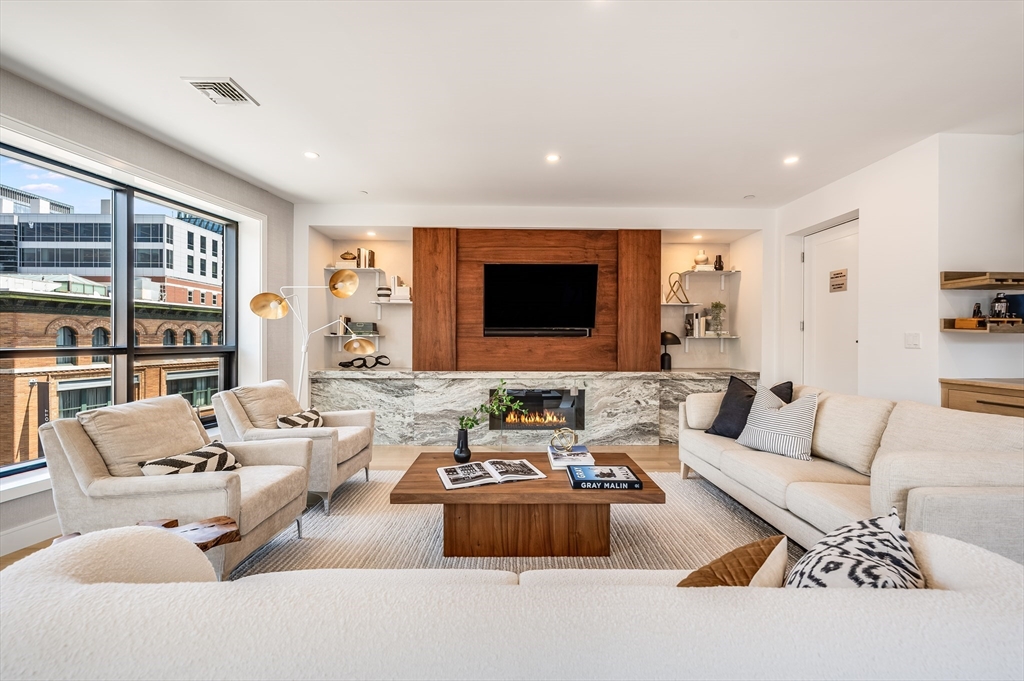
left=678, top=536, right=788, bottom=587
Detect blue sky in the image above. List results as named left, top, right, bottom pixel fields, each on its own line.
left=0, top=154, right=174, bottom=217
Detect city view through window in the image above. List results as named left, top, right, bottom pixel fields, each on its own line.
left=0, top=152, right=232, bottom=470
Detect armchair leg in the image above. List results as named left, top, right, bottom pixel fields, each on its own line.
left=364, top=465, right=370, bottom=482
left=296, top=516, right=304, bottom=539
left=320, top=492, right=330, bottom=515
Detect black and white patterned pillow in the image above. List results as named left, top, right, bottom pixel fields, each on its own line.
left=785, top=509, right=925, bottom=589
left=277, top=409, right=323, bottom=429
left=737, top=386, right=818, bottom=460
left=138, top=442, right=241, bottom=476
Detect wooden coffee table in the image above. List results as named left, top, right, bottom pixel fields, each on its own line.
left=390, top=452, right=665, bottom=557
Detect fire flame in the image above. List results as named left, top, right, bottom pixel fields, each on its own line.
left=504, top=410, right=568, bottom=426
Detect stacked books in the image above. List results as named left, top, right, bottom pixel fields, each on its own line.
left=547, top=445, right=594, bottom=469
left=390, top=275, right=411, bottom=300
left=566, top=465, right=643, bottom=490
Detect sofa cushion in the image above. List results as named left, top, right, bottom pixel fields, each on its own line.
left=786, top=510, right=925, bottom=589
left=736, top=388, right=819, bottom=460
left=878, top=401, right=1024, bottom=458
left=706, top=377, right=793, bottom=439
left=678, top=536, right=788, bottom=588
left=720, top=449, right=869, bottom=509
left=683, top=392, right=727, bottom=430
left=786, top=482, right=873, bottom=534
left=78, top=395, right=207, bottom=477
left=679, top=430, right=752, bottom=469
left=236, top=465, right=307, bottom=534
left=335, top=426, right=373, bottom=464
left=232, top=380, right=302, bottom=430
left=811, top=391, right=895, bottom=475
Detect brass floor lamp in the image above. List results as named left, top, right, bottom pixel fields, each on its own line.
left=249, top=270, right=377, bottom=404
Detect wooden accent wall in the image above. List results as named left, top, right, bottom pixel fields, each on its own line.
left=455, top=229, right=619, bottom=371
left=411, top=228, right=661, bottom=372
left=616, top=230, right=661, bottom=372
left=412, top=228, right=457, bottom=370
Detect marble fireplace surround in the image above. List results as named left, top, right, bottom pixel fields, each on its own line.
left=310, top=369, right=758, bottom=446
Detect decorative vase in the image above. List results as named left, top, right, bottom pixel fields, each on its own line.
left=454, top=428, right=472, bottom=463
left=377, top=286, right=392, bottom=301
left=714, top=255, right=724, bottom=271
left=694, top=249, right=709, bottom=265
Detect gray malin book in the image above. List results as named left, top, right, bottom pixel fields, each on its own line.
left=566, top=465, right=643, bottom=490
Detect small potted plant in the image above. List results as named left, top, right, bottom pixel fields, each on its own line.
left=706, top=301, right=727, bottom=337
left=454, top=380, right=526, bottom=462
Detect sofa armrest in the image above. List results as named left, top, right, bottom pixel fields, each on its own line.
left=81, top=473, right=241, bottom=526
left=226, top=438, right=313, bottom=470
left=681, top=392, right=725, bottom=431
left=907, top=487, right=1024, bottom=563
left=320, top=409, right=375, bottom=430
left=870, top=449, right=1024, bottom=517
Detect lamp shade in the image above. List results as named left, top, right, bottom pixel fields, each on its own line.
left=249, top=292, right=289, bottom=319
left=343, top=336, right=376, bottom=355
left=661, top=331, right=682, bottom=346
left=329, top=270, right=359, bottom=298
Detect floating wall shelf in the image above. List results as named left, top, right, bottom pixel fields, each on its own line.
left=683, top=270, right=741, bottom=291
left=683, top=335, right=740, bottom=353
left=940, top=319, right=1023, bottom=334
left=939, top=272, right=1024, bottom=290
left=369, top=299, right=412, bottom=320
left=661, top=302, right=703, bottom=307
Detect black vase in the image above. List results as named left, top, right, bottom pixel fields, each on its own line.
left=714, top=255, right=724, bottom=271
left=454, top=429, right=472, bottom=464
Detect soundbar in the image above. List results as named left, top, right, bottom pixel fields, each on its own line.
left=484, top=327, right=592, bottom=337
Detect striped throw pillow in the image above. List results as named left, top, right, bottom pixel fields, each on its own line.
left=737, top=386, right=818, bottom=460
left=138, top=442, right=241, bottom=476
left=277, top=409, right=323, bottom=429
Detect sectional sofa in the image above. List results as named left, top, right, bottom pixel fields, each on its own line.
left=1, top=525, right=1022, bottom=680
left=679, top=386, right=1024, bottom=562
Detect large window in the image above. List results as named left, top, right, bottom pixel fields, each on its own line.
left=0, top=145, right=237, bottom=475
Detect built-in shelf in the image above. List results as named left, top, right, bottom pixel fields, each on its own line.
left=369, top=299, right=412, bottom=319
left=326, top=334, right=385, bottom=338
left=683, top=335, right=740, bottom=353
left=939, top=271, right=1024, bottom=290
left=661, top=302, right=703, bottom=307
left=940, top=319, right=1023, bottom=334
left=684, top=270, right=740, bottom=291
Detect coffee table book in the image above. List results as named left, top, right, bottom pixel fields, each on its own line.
left=438, top=459, right=546, bottom=490
left=566, top=465, right=643, bottom=490
left=547, top=445, right=595, bottom=469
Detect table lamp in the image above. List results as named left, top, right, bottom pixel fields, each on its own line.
left=661, top=331, right=681, bottom=371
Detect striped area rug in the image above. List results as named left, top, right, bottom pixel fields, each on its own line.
left=231, top=470, right=804, bottom=578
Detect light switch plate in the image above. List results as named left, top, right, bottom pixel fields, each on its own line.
left=904, top=332, right=921, bottom=349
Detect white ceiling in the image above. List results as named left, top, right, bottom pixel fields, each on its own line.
left=1, top=1, right=1021, bottom=208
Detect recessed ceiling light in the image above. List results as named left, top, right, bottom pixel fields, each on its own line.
left=360, top=190, right=369, bottom=195
left=784, top=156, right=799, bottom=164
left=693, top=234, right=703, bottom=240
left=744, top=195, right=755, bottom=199
left=546, top=154, right=560, bottom=163
left=304, top=151, right=319, bottom=159
left=366, top=231, right=376, bottom=237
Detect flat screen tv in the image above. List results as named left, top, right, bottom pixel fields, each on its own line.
left=483, top=263, right=599, bottom=337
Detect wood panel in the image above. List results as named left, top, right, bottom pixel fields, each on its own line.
left=941, top=379, right=1024, bottom=418
left=412, top=228, right=457, bottom=370
left=455, top=229, right=619, bottom=371
left=443, top=503, right=611, bottom=556
left=617, top=229, right=662, bottom=372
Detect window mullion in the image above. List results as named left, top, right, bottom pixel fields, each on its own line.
left=111, top=188, right=135, bottom=404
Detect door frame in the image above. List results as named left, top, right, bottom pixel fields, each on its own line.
left=802, top=217, right=859, bottom=391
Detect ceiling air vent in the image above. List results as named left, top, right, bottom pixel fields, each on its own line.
left=181, top=77, right=260, bottom=106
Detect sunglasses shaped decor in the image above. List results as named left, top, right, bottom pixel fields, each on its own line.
left=338, top=355, right=391, bottom=369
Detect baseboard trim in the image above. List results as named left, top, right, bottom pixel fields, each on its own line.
left=0, top=514, right=60, bottom=556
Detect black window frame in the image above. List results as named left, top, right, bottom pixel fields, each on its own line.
left=0, top=143, right=239, bottom=478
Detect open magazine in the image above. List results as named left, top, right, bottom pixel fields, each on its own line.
left=437, top=459, right=547, bottom=490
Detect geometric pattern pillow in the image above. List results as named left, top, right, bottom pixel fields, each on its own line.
left=277, top=408, right=323, bottom=429
left=678, top=536, right=789, bottom=588
left=138, top=442, right=241, bottom=476
left=785, top=509, right=925, bottom=589
left=737, top=386, right=818, bottom=460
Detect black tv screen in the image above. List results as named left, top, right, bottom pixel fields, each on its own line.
left=483, top=264, right=599, bottom=336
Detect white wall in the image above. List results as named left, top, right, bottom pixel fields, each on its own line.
left=937, top=133, right=1024, bottom=379
left=730, top=231, right=763, bottom=372
left=772, top=136, right=941, bottom=403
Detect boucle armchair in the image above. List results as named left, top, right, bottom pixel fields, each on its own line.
left=39, top=395, right=312, bottom=579
left=213, top=379, right=374, bottom=513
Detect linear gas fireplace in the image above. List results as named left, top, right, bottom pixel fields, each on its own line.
left=488, top=388, right=585, bottom=431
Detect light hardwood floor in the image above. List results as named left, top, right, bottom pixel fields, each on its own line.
left=0, top=444, right=682, bottom=570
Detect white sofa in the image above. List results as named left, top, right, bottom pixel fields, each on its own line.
left=679, top=386, right=1024, bottom=561
left=1, top=526, right=1021, bottom=680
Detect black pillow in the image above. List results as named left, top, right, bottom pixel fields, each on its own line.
left=705, top=376, right=794, bottom=439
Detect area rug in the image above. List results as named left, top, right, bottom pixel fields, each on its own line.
left=231, top=470, right=805, bottom=578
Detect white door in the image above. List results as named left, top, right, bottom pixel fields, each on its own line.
left=803, top=220, right=859, bottom=393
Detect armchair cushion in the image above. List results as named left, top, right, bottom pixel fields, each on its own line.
left=232, top=380, right=302, bottom=429
left=139, top=442, right=240, bottom=476
left=78, top=395, right=207, bottom=477
left=335, top=426, right=373, bottom=464
left=236, top=465, right=308, bottom=534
